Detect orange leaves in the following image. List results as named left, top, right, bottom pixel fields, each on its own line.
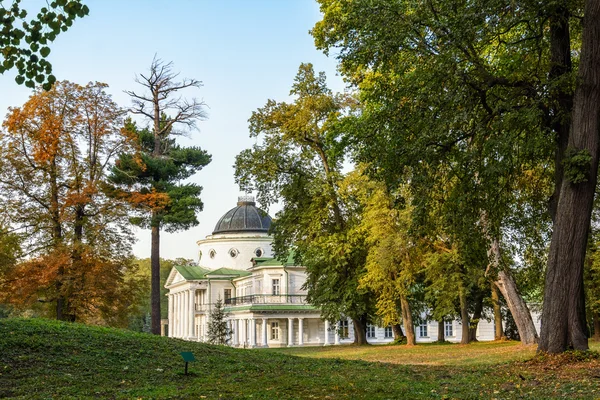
left=114, top=188, right=171, bottom=212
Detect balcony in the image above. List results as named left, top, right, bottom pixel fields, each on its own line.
left=224, top=294, right=308, bottom=306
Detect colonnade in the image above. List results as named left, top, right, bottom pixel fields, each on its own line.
left=167, top=289, right=196, bottom=338
left=227, top=317, right=342, bottom=347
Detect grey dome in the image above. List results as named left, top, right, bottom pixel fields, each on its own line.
left=213, top=197, right=272, bottom=234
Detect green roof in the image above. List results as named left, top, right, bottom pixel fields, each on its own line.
left=174, top=265, right=210, bottom=280
left=206, top=267, right=251, bottom=277
left=254, top=251, right=298, bottom=267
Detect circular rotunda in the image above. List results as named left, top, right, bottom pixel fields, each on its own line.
left=197, top=196, right=274, bottom=270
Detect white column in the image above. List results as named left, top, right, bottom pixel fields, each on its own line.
left=262, top=318, right=268, bottom=347
left=168, top=294, right=173, bottom=337
left=185, top=291, right=190, bottom=339
left=324, top=320, right=330, bottom=345
left=232, top=319, right=239, bottom=346
left=298, top=318, right=304, bottom=346
left=250, top=318, right=257, bottom=348
left=175, top=293, right=180, bottom=337
left=288, top=318, right=294, bottom=347
left=189, top=289, right=195, bottom=339
left=334, top=321, right=340, bottom=345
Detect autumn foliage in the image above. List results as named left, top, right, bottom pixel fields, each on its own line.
left=0, top=81, right=143, bottom=324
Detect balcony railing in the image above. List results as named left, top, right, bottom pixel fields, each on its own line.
left=224, top=294, right=308, bottom=306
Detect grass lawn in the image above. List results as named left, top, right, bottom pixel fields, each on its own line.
left=1, top=318, right=600, bottom=399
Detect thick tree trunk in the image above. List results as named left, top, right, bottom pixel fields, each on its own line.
left=352, top=317, right=368, bottom=345
left=400, top=295, right=416, bottom=345
left=469, top=293, right=484, bottom=342
left=392, top=323, right=405, bottom=342
left=539, top=0, right=600, bottom=353
left=548, top=1, right=573, bottom=221
left=459, top=285, right=470, bottom=344
left=437, top=319, right=445, bottom=342
left=491, top=283, right=503, bottom=340
left=488, top=237, right=539, bottom=344
left=593, top=312, right=600, bottom=341
left=151, top=221, right=161, bottom=335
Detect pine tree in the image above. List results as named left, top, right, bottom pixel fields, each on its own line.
left=108, top=57, right=211, bottom=335
left=207, top=297, right=230, bottom=345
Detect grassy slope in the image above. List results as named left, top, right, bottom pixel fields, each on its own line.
left=1, top=318, right=599, bottom=399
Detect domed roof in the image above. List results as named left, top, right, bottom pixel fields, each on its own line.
left=213, top=196, right=272, bottom=234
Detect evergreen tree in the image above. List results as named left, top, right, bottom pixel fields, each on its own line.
left=109, top=58, right=211, bottom=335
left=207, top=297, right=230, bottom=345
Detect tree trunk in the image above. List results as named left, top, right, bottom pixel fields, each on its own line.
left=392, top=323, right=405, bottom=342
left=593, top=312, right=600, bottom=341
left=548, top=1, right=573, bottom=221
left=495, top=271, right=539, bottom=344
left=437, top=319, right=445, bottom=342
left=469, top=293, right=484, bottom=342
left=352, top=317, right=368, bottom=345
left=491, top=283, right=503, bottom=340
left=400, top=294, right=415, bottom=345
left=539, top=0, right=600, bottom=353
left=459, top=285, right=470, bottom=344
left=488, top=237, right=539, bottom=344
left=151, top=221, right=161, bottom=335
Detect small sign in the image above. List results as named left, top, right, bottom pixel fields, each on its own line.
left=180, top=352, right=196, bottom=362
left=180, top=351, right=196, bottom=375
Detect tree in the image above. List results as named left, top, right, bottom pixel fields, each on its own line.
left=0, top=0, right=89, bottom=89
left=311, top=0, right=590, bottom=350
left=349, top=168, right=418, bottom=345
left=538, top=0, right=600, bottom=353
left=109, top=57, right=211, bottom=335
left=0, top=81, right=140, bottom=323
left=235, top=63, right=373, bottom=344
left=207, top=297, right=230, bottom=345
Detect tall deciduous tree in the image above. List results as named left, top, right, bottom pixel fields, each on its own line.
left=311, top=0, right=590, bottom=349
left=0, top=0, right=89, bottom=89
left=539, top=0, right=600, bottom=352
left=0, top=81, right=139, bottom=323
left=109, top=57, right=211, bottom=335
left=235, top=63, right=373, bottom=344
left=348, top=168, right=418, bottom=345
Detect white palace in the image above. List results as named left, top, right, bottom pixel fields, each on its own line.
left=164, top=197, right=540, bottom=347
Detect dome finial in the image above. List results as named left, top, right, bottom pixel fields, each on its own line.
left=237, top=195, right=255, bottom=206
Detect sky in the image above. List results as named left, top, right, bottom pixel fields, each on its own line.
left=0, top=0, right=346, bottom=261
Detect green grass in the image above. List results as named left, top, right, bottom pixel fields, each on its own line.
left=1, top=318, right=600, bottom=399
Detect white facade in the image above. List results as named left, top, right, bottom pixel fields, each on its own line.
left=165, top=197, right=541, bottom=346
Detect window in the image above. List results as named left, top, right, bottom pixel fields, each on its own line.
left=444, top=321, right=453, bottom=337
left=272, top=278, right=280, bottom=295
left=224, top=289, right=232, bottom=303
left=254, top=248, right=263, bottom=257
left=384, top=326, right=393, bottom=339
left=209, top=249, right=216, bottom=259
left=271, top=321, right=279, bottom=340
left=339, top=320, right=349, bottom=338
left=229, top=248, right=239, bottom=258
left=366, top=324, right=376, bottom=338
left=419, top=322, right=428, bottom=338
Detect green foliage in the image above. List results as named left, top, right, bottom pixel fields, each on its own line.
left=0, top=0, right=89, bottom=89
left=563, top=147, right=592, bottom=184
left=1, top=318, right=599, bottom=398
left=235, top=64, right=373, bottom=327
left=206, top=297, right=230, bottom=345
left=109, top=118, right=211, bottom=231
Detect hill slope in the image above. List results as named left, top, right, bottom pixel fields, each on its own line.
left=1, top=318, right=599, bottom=399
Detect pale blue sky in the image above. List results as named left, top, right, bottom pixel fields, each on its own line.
left=0, top=0, right=344, bottom=261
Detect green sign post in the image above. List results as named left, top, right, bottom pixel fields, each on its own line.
left=180, top=352, right=196, bottom=375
